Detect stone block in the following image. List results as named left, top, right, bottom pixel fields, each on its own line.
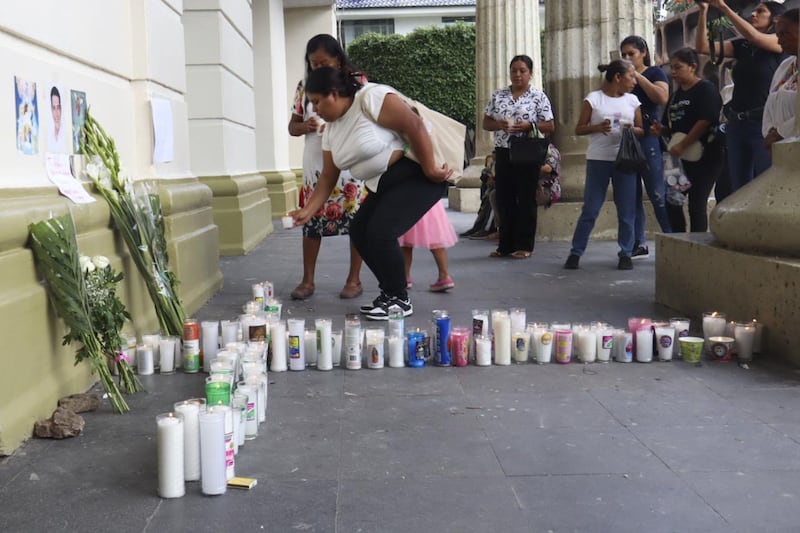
left=58, top=393, right=100, bottom=413
left=656, top=233, right=800, bottom=366
left=34, top=407, right=85, bottom=439
left=448, top=187, right=481, bottom=213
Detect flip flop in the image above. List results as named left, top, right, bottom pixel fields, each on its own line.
left=489, top=250, right=510, bottom=258
left=511, top=251, right=532, bottom=259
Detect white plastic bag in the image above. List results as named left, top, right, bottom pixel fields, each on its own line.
left=663, top=153, right=691, bottom=206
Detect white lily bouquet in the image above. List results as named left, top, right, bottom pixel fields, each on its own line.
left=81, top=110, right=185, bottom=337
left=29, top=215, right=140, bottom=413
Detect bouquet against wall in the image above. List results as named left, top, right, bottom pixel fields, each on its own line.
left=29, top=215, right=140, bottom=413
left=80, top=110, right=185, bottom=337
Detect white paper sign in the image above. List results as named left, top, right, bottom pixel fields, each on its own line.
left=45, top=153, right=96, bottom=204
left=150, top=97, right=174, bottom=163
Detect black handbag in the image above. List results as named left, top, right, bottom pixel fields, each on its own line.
left=614, top=127, right=648, bottom=174
left=508, top=124, right=548, bottom=165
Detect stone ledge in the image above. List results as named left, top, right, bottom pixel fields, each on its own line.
left=656, top=232, right=800, bottom=366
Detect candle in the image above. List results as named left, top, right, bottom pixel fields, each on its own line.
left=655, top=325, right=676, bottom=362
left=142, top=334, right=161, bottom=370
left=669, top=317, right=690, bottom=357
left=529, top=323, right=553, bottom=364
left=512, top=330, right=530, bottom=363
left=220, top=319, right=240, bottom=347
left=474, top=334, right=492, bottom=366
left=751, top=320, right=763, bottom=353
left=265, top=297, right=282, bottom=319
left=201, top=320, right=220, bottom=373
left=124, top=334, right=138, bottom=368
left=432, top=310, right=451, bottom=366
left=365, top=328, right=385, bottom=369
left=315, top=318, right=333, bottom=371
left=614, top=330, right=633, bottom=362
left=407, top=329, right=427, bottom=368
left=577, top=328, right=597, bottom=363
left=159, top=336, right=177, bottom=374
left=509, top=307, right=526, bottom=335
left=344, top=314, right=363, bottom=370
left=270, top=320, right=287, bottom=372
left=709, top=336, right=734, bottom=362
left=332, top=329, right=343, bottom=367
left=595, top=328, right=613, bottom=363
left=281, top=214, right=294, bottom=229
left=205, top=375, right=231, bottom=406
left=173, top=399, right=203, bottom=481
left=491, top=309, right=511, bottom=365
left=388, top=336, right=404, bottom=367
left=232, top=392, right=247, bottom=448
left=137, top=344, right=154, bottom=375
left=554, top=328, right=572, bottom=364
left=702, top=312, right=727, bottom=347
left=236, top=383, right=258, bottom=440
left=302, top=329, right=316, bottom=367
left=198, top=408, right=227, bottom=495
left=211, top=404, right=235, bottom=480
left=471, top=309, right=489, bottom=363
left=734, top=322, right=756, bottom=363
left=388, top=307, right=405, bottom=342
left=635, top=327, right=654, bottom=363
left=156, top=413, right=184, bottom=498
left=450, top=327, right=470, bottom=367
left=627, top=317, right=652, bottom=354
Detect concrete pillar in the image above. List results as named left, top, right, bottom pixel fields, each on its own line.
left=451, top=0, right=542, bottom=212
left=543, top=0, right=652, bottom=200
left=184, top=0, right=273, bottom=255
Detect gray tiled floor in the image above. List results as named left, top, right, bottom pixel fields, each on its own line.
left=3, top=207, right=800, bottom=532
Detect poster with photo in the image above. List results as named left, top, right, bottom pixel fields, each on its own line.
left=14, top=76, right=39, bottom=155
left=70, top=90, right=87, bottom=154
left=46, top=83, right=69, bottom=154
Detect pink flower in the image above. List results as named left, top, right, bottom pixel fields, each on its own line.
left=343, top=182, right=359, bottom=200
left=325, top=202, right=343, bottom=221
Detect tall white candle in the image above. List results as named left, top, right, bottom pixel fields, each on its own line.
left=304, top=329, right=317, bottom=367
left=635, top=328, right=654, bottom=363
left=231, top=392, right=247, bottom=448
left=735, top=323, right=756, bottom=362
left=214, top=405, right=235, bottom=480
left=270, top=320, right=287, bottom=372
left=220, top=320, right=239, bottom=347
left=201, top=320, right=220, bottom=373
left=137, top=344, right=154, bottom=375
left=156, top=413, right=184, bottom=498
left=159, top=336, right=177, bottom=374
left=332, top=329, right=343, bottom=367
left=315, top=318, right=333, bottom=371
left=388, top=336, right=404, bottom=367
left=173, top=399, right=203, bottom=481
left=142, top=334, right=161, bottom=369
left=492, top=310, right=511, bottom=365
left=198, top=408, right=226, bottom=495
left=287, top=318, right=306, bottom=371
left=471, top=309, right=489, bottom=362
left=669, top=317, right=691, bottom=356
left=237, top=383, right=258, bottom=440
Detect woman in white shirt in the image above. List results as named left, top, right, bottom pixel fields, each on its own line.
left=763, top=8, right=798, bottom=151
left=290, top=67, right=452, bottom=320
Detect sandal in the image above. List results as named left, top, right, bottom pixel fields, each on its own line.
left=339, top=281, right=363, bottom=299
left=511, top=250, right=532, bottom=259
left=290, top=283, right=315, bottom=300
left=489, top=250, right=510, bottom=258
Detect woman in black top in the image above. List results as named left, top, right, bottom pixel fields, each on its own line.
left=696, top=0, right=785, bottom=200
left=653, top=48, right=723, bottom=233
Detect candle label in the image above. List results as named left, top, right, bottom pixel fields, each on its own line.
left=182, top=340, right=200, bottom=373
left=206, top=381, right=231, bottom=406
left=472, top=318, right=485, bottom=337
left=249, top=324, right=266, bottom=342
left=659, top=336, right=672, bottom=348
left=601, top=335, right=613, bottom=349
left=711, top=342, right=732, bottom=362
left=246, top=401, right=256, bottom=421
left=288, top=335, right=301, bottom=359
left=541, top=332, right=553, bottom=346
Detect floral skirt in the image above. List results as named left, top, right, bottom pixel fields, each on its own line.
left=300, top=168, right=366, bottom=238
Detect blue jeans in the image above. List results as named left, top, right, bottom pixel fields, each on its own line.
left=634, top=134, right=671, bottom=244
left=570, top=160, right=637, bottom=258
left=724, top=117, right=771, bottom=197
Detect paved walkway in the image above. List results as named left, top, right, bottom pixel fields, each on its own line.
left=2, top=207, right=800, bottom=532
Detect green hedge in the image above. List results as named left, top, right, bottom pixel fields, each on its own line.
left=347, top=24, right=476, bottom=128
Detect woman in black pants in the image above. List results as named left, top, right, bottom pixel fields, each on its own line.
left=482, top=55, right=555, bottom=259
left=290, top=67, right=451, bottom=319
left=654, top=48, right=723, bottom=232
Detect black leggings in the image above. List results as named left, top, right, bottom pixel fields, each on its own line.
left=667, top=142, right=724, bottom=233
left=350, top=157, right=446, bottom=299
left=494, top=147, right=541, bottom=253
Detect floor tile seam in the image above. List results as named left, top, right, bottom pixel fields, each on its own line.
left=766, top=423, right=800, bottom=445
left=334, top=372, right=346, bottom=533
left=141, top=499, right=162, bottom=533
left=666, top=470, right=732, bottom=527
left=336, top=472, right=511, bottom=482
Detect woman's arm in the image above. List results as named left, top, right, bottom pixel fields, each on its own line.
left=289, top=150, right=341, bottom=225
left=632, top=107, right=645, bottom=137
left=377, top=93, right=452, bottom=182
left=668, top=119, right=712, bottom=157
left=574, top=100, right=609, bottom=136
left=288, top=113, right=319, bottom=136
left=635, top=72, right=669, bottom=106
left=706, top=0, right=782, bottom=53
left=482, top=114, right=508, bottom=132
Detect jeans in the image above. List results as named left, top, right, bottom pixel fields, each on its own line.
left=570, top=160, right=637, bottom=258
left=494, top=147, right=541, bottom=254
left=722, top=117, right=771, bottom=199
left=634, top=134, right=672, bottom=245
left=666, top=141, right=724, bottom=233
left=349, top=157, right=446, bottom=299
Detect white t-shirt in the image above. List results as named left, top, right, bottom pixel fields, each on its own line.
left=762, top=56, right=797, bottom=140
left=322, top=83, right=406, bottom=192
left=584, top=90, right=641, bottom=161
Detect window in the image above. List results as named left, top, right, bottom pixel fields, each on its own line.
left=341, top=19, right=395, bottom=48
left=442, top=16, right=475, bottom=25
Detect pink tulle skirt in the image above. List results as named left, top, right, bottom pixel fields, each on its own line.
left=398, top=200, right=458, bottom=249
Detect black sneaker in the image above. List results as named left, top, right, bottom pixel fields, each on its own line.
left=564, top=254, right=580, bottom=270
left=365, top=296, right=413, bottom=321
left=631, top=245, right=650, bottom=259
left=618, top=256, right=633, bottom=270
left=360, top=292, right=389, bottom=314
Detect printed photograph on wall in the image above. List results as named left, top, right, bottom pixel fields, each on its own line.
left=14, top=76, right=39, bottom=155
left=46, top=84, right=69, bottom=154
left=70, top=90, right=87, bottom=154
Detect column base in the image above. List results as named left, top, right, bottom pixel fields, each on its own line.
left=263, top=170, right=299, bottom=217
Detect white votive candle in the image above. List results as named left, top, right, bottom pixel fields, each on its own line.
left=281, top=215, right=294, bottom=229
left=156, top=413, right=184, bottom=499
left=287, top=318, right=306, bottom=371
left=475, top=335, right=492, bottom=366
left=159, top=336, right=177, bottom=374
left=512, top=331, right=530, bottom=363
left=137, top=344, right=154, bottom=375
left=220, top=320, right=239, bottom=347
left=702, top=312, right=727, bottom=343
left=635, top=328, right=654, bottom=363
left=304, top=329, right=317, bottom=367
left=198, top=408, right=226, bottom=495
left=577, top=329, right=597, bottom=363
left=332, top=329, right=343, bottom=367
left=735, top=322, right=756, bottom=362
left=270, top=320, right=287, bottom=372
left=492, top=310, right=511, bottom=365
left=236, top=383, right=258, bottom=440
left=596, top=329, right=613, bottom=363
left=173, top=399, right=202, bottom=481
left=530, top=325, right=553, bottom=364
left=316, top=318, right=333, bottom=371
left=388, top=335, right=404, bottom=367
left=201, top=320, right=220, bottom=373
left=655, top=326, right=676, bottom=361
left=142, top=334, right=161, bottom=369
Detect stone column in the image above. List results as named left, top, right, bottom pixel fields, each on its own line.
left=544, top=0, right=652, bottom=200
left=184, top=0, right=273, bottom=255
left=450, top=0, right=542, bottom=212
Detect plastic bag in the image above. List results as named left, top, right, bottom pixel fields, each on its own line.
left=663, top=153, right=691, bottom=206
left=614, top=127, right=648, bottom=173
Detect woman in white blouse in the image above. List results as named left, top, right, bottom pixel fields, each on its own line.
left=763, top=8, right=798, bottom=152
left=290, top=67, right=451, bottom=320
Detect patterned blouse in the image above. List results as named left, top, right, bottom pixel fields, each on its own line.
left=484, top=85, right=554, bottom=148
